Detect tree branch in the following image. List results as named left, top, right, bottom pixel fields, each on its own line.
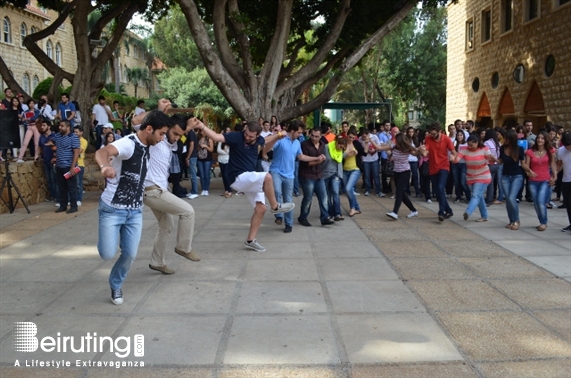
left=22, top=0, right=76, bottom=82
left=227, top=0, right=255, bottom=96
left=0, top=55, right=26, bottom=96
left=212, top=0, right=248, bottom=90
left=275, top=0, right=351, bottom=96
left=88, top=3, right=130, bottom=41
left=177, top=0, right=252, bottom=119
left=278, top=38, right=306, bottom=83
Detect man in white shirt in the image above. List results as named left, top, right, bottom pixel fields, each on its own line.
left=141, top=110, right=201, bottom=274
left=557, top=132, right=571, bottom=232
left=131, top=100, right=146, bottom=132
left=92, top=95, right=113, bottom=149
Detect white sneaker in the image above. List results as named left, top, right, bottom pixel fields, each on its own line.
left=271, top=202, right=295, bottom=214
left=203, top=190, right=209, bottom=196
left=386, top=212, right=398, bottom=220
left=244, top=239, right=266, bottom=252
left=364, top=191, right=370, bottom=196
left=77, top=201, right=82, bottom=207
left=200, top=190, right=205, bottom=196
left=354, top=191, right=360, bottom=196
left=390, top=195, right=395, bottom=199
left=16, top=159, right=24, bottom=163
left=55, top=203, right=60, bottom=207
left=111, top=288, right=123, bottom=305
left=406, top=211, right=419, bottom=218
left=186, top=193, right=199, bottom=199
left=426, top=199, right=433, bottom=204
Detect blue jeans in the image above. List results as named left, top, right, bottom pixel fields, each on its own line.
left=497, top=164, right=504, bottom=201
left=97, top=201, right=143, bottom=290
left=466, top=182, right=488, bottom=219
left=363, top=160, right=381, bottom=194
left=197, top=159, right=213, bottom=191
left=293, top=161, right=300, bottom=195
left=299, top=178, right=329, bottom=222
left=324, top=175, right=341, bottom=217
left=486, top=164, right=500, bottom=204
left=343, top=170, right=361, bottom=211
left=219, top=162, right=232, bottom=192
left=451, top=163, right=470, bottom=200
left=528, top=181, right=549, bottom=225
left=501, top=174, right=523, bottom=223
left=76, top=166, right=85, bottom=201
left=43, top=162, right=58, bottom=200
left=189, top=157, right=198, bottom=195
left=271, top=171, right=294, bottom=226
left=430, top=170, right=452, bottom=216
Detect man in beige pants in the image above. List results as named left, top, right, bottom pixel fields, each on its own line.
left=134, top=104, right=200, bottom=274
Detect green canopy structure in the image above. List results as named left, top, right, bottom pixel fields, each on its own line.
left=312, top=101, right=392, bottom=128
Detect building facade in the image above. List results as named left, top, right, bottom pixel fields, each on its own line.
left=446, top=0, right=571, bottom=132
left=1, top=1, right=157, bottom=101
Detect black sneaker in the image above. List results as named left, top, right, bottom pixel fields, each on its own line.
left=111, top=288, right=123, bottom=305
left=298, top=219, right=312, bottom=227
left=562, top=225, right=571, bottom=232
left=284, top=225, right=292, bottom=233
left=444, top=212, right=453, bottom=219
left=438, top=214, right=445, bottom=222
left=321, top=218, right=334, bottom=226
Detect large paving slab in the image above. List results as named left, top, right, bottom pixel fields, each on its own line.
left=1, top=182, right=570, bottom=377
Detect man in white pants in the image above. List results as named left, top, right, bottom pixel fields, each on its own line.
left=133, top=103, right=200, bottom=274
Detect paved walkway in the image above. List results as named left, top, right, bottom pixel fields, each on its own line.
left=0, top=179, right=570, bottom=377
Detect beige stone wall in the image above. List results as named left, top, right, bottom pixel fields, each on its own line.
left=0, top=1, right=76, bottom=94
left=0, top=155, right=104, bottom=214
left=446, top=0, right=571, bottom=128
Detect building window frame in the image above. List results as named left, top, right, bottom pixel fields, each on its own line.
left=20, top=22, right=27, bottom=47
left=46, top=39, right=53, bottom=60
left=3, top=17, right=12, bottom=44
left=500, top=0, right=513, bottom=35
left=55, top=43, right=62, bottom=66
left=524, top=0, right=541, bottom=24
left=481, top=7, right=492, bottom=44
left=465, top=17, right=475, bottom=52
left=553, top=0, right=571, bottom=9
left=32, top=75, right=39, bottom=92
left=22, top=73, right=30, bottom=94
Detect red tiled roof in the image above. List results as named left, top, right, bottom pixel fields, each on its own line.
left=25, top=4, right=51, bottom=20
left=152, top=57, right=167, bottom=71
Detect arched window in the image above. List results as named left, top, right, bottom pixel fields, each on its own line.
left=123, top=66, right=128, bottom=83
left=3, top=17, right=11, bottom=44
left=46, top=40, right=53, bottom=59
left=32, top=75, right=39, bottom=92
left=20, top=22, right=27, bottom=47
left=119, top=64, right=123, bottom=82
left=30, top=26, right=37, bottom=34
left=22, top=73, right=30, bottom=94
left=55, top=43, right=62, bottom=66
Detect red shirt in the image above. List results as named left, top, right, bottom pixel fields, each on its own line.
left=425, top=134, right=454, bottom=175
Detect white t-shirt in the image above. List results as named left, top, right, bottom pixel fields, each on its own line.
left=92, top=103, right=111, bottom=124
left=361, top=134, right=380, bottom=163
left=145, top=137, right=177, bottom=190
left=558, top=146, right=571, bottom=182
left=101, top=135, right=149, bottom=209
left=134, top=106, right=146, bottom=116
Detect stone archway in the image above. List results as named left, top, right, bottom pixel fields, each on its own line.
left=477, top=92, right=492, bottom=129
left=498, top=87, right=516, bottom=127
left=524, top=81, right=547, bottom=133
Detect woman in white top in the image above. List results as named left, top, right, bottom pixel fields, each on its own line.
left=217, top=136, right=232, bottom=197
left=405, top=127, right=420, bottom=197
left=483, top=128, right=502, bottom=205
left=451, top=131, right=470, bottom=203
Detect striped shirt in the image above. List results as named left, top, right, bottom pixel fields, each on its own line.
left=53, top=132, right=80, bottom=168
left=392, top=148, right=411, bottom=172
left=456, top=147, right=492, bottom=185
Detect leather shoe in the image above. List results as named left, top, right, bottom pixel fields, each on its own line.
left=321, top=218, right=334, bottom=226
left=175, top=248, right=201, bottom=261
left=149, top=264, right=175, bottom=275
left=275, top=218, right=283, bottom=225
left=55, top=207, right=67, bottom=213
left=66, top=207, right=78, bottom=214
left=284, top=225, right=292, bottom=233
left=298, top=219, right=312, bottom=227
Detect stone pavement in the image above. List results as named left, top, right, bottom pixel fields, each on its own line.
left=0, top=179, right=570, bottom=378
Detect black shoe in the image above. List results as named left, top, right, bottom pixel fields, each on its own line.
left=438, top=214, right=445, bottom=222
left=298, top=218, right=312, bottom=227
left=55, top=207, right=67, bottom=213
left=66, top=207, right=78, bottom=214
left=562, top=225, right=571, bottom=232
left=321, top=218, right=334, bottom=226
left=444, top=212, right=453, bottom=219
left=284, top=225, right=292, bottom=233
left=275, top=218, right=283, bottom=225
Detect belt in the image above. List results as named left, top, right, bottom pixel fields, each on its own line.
left=145, top=185, right=160, bottom=191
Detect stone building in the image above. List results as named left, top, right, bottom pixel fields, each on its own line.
left=446, top=0, right=571, bottom=132
left=0, top=1, right=159, bottom=101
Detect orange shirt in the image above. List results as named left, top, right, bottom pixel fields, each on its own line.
left=425, top=134, right=454, bottom=175
left=324, top=132, right=336, bottom=143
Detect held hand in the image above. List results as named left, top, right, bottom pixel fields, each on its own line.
left=528, top=170, right=537, bottom=178
left=69, top=167, right=76, bottom=177
left=157, top=98, right=172, bottom=113
left=100, top=166, right=116, bottom=179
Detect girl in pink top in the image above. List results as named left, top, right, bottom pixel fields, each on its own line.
left=451, top=134, right=497, bottom=222
left=524, top=132, right=557, bottom=231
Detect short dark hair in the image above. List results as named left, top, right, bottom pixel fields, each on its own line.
left=137, top=100, right=145, bottom=106
left=561, top=131, right=571, bottom=147
left=113, top=100, right=119, bottom=105
left=341, top=121, right=349, bottom=126
left=245, top=120, right=262, bottom=134
left=141, top=110, right=170, bottom=131
left=287, top=119, right=306, bottom=133
left=168, top=114, right=186, bottom=129
left=4, top=88, right=11, bottom=94
left=98, top=95, right=106, bottom=101
left=428, top=122, right=442, bottom=132
left=61, top=93, right=69, bottom=99
left=467, top=133, right=484, bottom=148
left=60, top=120, right=71, bottom=128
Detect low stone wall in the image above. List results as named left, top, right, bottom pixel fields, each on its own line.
left=0, top=154, right=104, bottom=214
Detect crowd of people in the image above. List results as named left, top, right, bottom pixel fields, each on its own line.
left=2, top=92, right=570, bottom=305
